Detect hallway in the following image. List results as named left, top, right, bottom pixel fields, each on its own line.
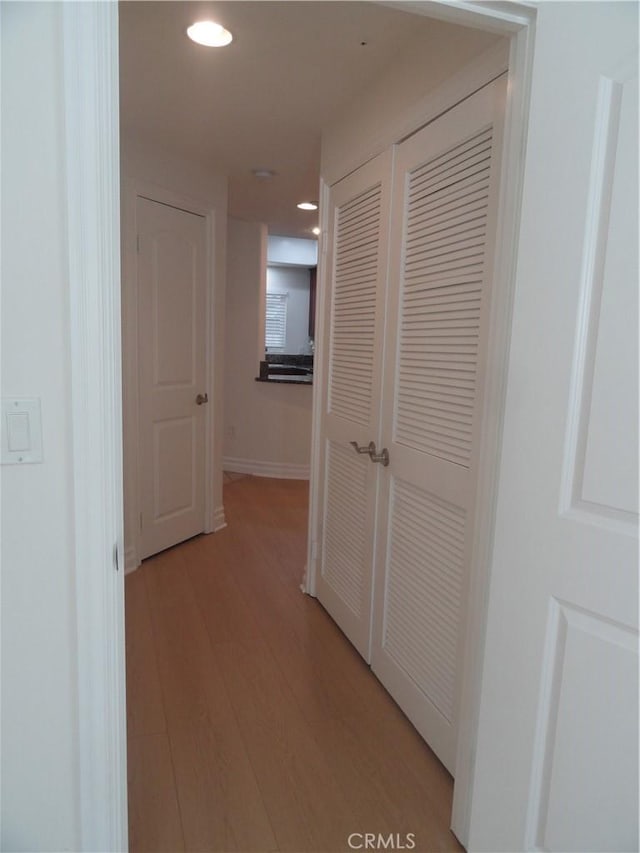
left=125, top=476, right=461, bottom=852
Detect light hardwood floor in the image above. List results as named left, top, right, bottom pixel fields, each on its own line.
left=126, top=475, right=462, bottom=853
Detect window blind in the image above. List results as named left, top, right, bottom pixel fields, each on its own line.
left=265, top=292, right=288, bottom=349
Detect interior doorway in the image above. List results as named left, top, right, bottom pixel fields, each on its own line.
left=60, top=3, right=639, bottom=852
left=118, top=0, right=519, bottom=843
left=62, top=3, right=532, bottom=848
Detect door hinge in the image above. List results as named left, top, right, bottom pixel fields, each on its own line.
left=136, top=234, right=140, bottom=253
left=139, top=512, right=143, bottom=531
left=114, top=543, right=119, bottom=572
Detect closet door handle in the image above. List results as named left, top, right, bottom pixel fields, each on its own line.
left=350, top=440, right=375, bottom=455
left=195, top=393, right=209, bottom=405
left=369, top=444, right=390, bottom=467
left=350, top=440, right=390, bottom=467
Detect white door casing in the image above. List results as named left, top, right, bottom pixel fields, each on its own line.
left=137, top=197, right=208, bottom=559
left=468, top=4, right=639, bottom=851
left=62, top=2, right=127, bottom=849
left=371, top=77, right=506, bottom=775
left=315, top=151, right=392, bottom=660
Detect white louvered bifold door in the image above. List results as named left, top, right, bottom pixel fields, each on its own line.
left=316, top=151, right=392, bottom=660
left=371, top=78, right=506, bottom=773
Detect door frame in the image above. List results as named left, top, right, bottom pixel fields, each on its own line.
left=305, top=2, right=536, bottom=845
left=63, top=3, right=127, bottom=850
left=121, top=179, right=221, bottom=571
left=67, top=2, right=535, bottom=851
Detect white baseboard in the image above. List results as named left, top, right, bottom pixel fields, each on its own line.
left=223, top=456, right=310, bottom=480
left=124, top=546, right=140, bottom=575
left=213, top=504, right=227, bottom=531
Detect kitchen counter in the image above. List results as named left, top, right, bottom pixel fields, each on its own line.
left=257, top=353, right=314, bottom=385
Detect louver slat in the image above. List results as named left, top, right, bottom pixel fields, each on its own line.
left=407, top=128, right=493, bottom=196
left=322, top=441, right=369, bottom=617
left=329, top=184, right=382, bottom=426
left=383, top=480, right=466, bottom=722
left=395, top=127, right=493, bottom=467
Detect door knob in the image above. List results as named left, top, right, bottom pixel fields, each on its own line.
left=195, top=393, right=209, bottom=405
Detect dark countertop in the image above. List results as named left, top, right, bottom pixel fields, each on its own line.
left=265, top=354, right=313, bottom=367
left=255, top=375, right=312, bottom=385
left=258, top=354, right=313, bottom=384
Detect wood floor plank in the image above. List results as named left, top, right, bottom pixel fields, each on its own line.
left=127, top=733, right=185, bottom=853
left=125, top=567, right=167, bottom=738
left=169, top=721, right=278, bottom=853
left=141, top=547, right=277, bottom=852
left=210, top=637, right=358, bottom=853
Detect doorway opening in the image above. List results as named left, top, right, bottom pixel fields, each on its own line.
left=109, top=4, right=528, bottom=848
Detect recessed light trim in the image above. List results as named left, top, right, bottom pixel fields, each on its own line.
left=297, top=201, right=318, bottom=211
left=187, top=21, right=233, bottom=47
left=252, top=168, right=277, bottom=178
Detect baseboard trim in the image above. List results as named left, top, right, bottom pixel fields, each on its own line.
left=223, top=456, right=310, bottom=480
left=124, top=546, right=140, bottom=575
left=213, top=504, right=227, bottom=532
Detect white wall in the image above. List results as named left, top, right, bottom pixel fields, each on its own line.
left=268, top=235, right=318, bottom=267
left=120, top=137, right=228, bottom=566
left=322, top=23, right=503, bottom=182
left=1, top=3, right=81, bottom=849
left=267, top=266, right=312, bottom=354
left=120, top=136, right=229, bottom=206
left=224, top=220, right=313, bottom=477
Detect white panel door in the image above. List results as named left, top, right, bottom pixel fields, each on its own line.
left=137, top=197, right=207, bottom=560
left=371, top=79, right=506, bottom=774
left=468, top=4, right=638, bottom=851
left=316, top=151, right=392, bottom=659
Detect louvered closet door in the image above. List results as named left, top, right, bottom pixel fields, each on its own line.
left=371, top=77, right=506, bottom=773
left=316, top=151, right=392, bottom=660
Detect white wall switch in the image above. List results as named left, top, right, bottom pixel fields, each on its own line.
left=1, top=398, right=44, bottom=464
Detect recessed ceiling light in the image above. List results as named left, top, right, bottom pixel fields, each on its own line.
left=187, top=21, right=233, bottom=47
left=312, top=227, right=321, bottom=236
left=297, top=201, right=318, bottom=211
left=252, top=168, right=277, bottom=178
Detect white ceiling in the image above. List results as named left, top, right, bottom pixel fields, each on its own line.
left=119, top=1, right=488, bottom=238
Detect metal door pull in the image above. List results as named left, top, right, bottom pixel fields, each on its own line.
left=369, top=444, right=390, bottom=466
left=349, top=440, right=390, bottom=467
left=196, top=393, right=209, bottom=405
left=350, top=440, right=375, bottom=455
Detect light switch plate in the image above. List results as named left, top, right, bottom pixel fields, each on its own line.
left=1, top=398, right=43, bottom=464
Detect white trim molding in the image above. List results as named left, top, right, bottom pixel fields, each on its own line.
left=303, top=177, right=331, bottom=599
left=224, top=456, right=310, bottom=480
left=62, top=2, right=128, bottom=850
left=213, top=504, right=227, bottom=532
left=377, top=0, right=534, bottom=34
left=124, top=546, right=139, bottom=575
left=451, top=15, right=537, bottom=845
